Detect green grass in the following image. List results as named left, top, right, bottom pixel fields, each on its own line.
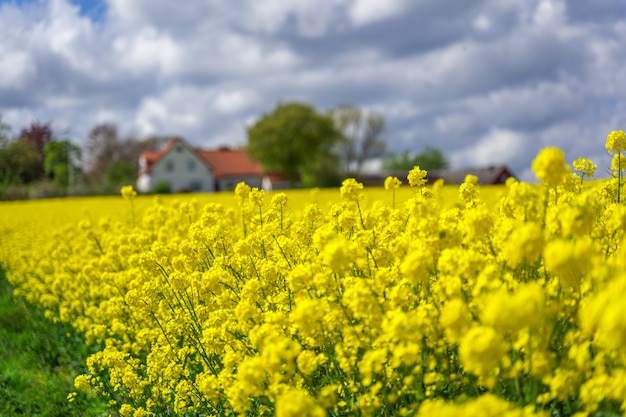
left=0, top=264, right=107, bottom=417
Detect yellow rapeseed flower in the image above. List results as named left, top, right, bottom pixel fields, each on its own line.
left=459, top=326, right=506, bottom=377
left=407, top=166, right=427, bottom=187
left=235, top=181, right=251, bottom=199
left=610, top=152, right=626, bottom=172
left=606, top=129, right=626, bottom=154
left=276, top=388, right=325, bottom=417
left=249, top=187, right=265, bottom=206
left=543, top=237, right=595, bottom=290
left=464, top=174, right=478, bottom=184
left=481, top=282, right=544, bottom=333
left=340, top=178, right=364, bottom=202
left=501, top=222, right=544, bottom=267
left=572, top=157, right=597, bottom=178
left=296, top=350, right=326, bottom=376
left=384, top=176, right=402, bottom=190
left=120, top=185, right=137, bottom=199
left=439, top=298, right=471, bottom=343
left=532, top=147, right=569, bottom=187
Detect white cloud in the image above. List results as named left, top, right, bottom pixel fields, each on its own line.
left=532, top=0, right=566, bottom=26
left=134, top=97, right=167, bottom=137
left=0, top=0, right=624, bottom=181
left=473, top=14, right=492, bottom=32
left=132, top=85, right=259, bottom=142
left=214, top=90, right=259, bottom=115
left=450, top=128, right=525, bottom=168
left=349, top=0, right=409, bottom=26
left=112, top=27, right=182, bottom=77
left=0, top=49, right=36, bottom=88
left=33, top=0, right=105, bottom=75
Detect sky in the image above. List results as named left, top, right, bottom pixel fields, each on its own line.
left=1, top=0, right=625, bottom=181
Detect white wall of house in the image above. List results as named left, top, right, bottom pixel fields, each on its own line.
left=136, top=172, right=152, bottom=193
left=137, top=142, right=215, bottom=193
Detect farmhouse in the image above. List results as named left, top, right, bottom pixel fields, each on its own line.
left=136, top=138, right=285, bottom=193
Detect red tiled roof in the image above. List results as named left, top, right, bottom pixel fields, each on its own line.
left=139, top=138, right=268, bottom=179
left=196, top=148, right=263, bottom=178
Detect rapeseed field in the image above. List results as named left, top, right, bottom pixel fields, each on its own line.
left=1, top=131, right=625, bottom=416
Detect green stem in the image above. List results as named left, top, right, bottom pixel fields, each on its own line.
left=356, top=201, right=366, bottom=229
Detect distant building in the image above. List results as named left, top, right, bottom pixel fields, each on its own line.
left=427, top=165, right=516, bottom=185
left=357, top=165, right=516, bottom=187
left=136, top=138, right=288, bottom=193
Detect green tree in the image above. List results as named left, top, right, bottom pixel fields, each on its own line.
left=0, top=114, right=9, bottom=141
left=0, top=139, right=41, bottom=185
left=0, top=116, right=11, bottom=184
left=330, top=105, right=386, bottom=177
left=43, top=140, right=81, bottom=188
left=247, top=102, right=342, bottom=185
left=1, top=116, right=39, bottom=189
left=382, top=146, right=449, bottom=172
left=106, top=159, right=138, bottom=188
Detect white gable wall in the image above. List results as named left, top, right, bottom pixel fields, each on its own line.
left=138, top=143, right=215, bottom=193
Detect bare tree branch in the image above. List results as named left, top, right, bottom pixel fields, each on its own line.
left=331, top=105, right=386, bottom=176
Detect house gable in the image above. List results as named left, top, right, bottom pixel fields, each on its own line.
left=137, top=138, right=215, bottom=193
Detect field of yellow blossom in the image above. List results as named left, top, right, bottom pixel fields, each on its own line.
left=1, top=131, right=626, bottom=417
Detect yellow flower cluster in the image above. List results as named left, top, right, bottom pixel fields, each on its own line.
left=120, top=185, right=137, bottom=200
left=2, top=135, right=626, bottom=417
left=532, top=147, right=570, bottom=187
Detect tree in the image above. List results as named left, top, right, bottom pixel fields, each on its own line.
left=1, top=119, right=87, bottom=189
left=43, top=140, right=81, bottom=188
left=0, top=114, right=9, bottom=142
left=247, top=102, right=342, bottom=185
left=382, top=147, right=449, bottom=172
left=85, top=123, right=122, bottom=181
left=106, top=159, right=138, bottom=188
left=0, top=139, right=41, bottom=184
left=19, top=121, right=54, bottom=177
left=0, top=115, right=11, bottom=183
left=84, top=123, right=160, bottom=188
left=330, top=105, right=386, bottom=177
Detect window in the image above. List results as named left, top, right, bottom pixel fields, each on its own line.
left=176, top=145, right=183, bottom=153
left=190, top=180, right=202, bottom=191
left=188, top=159, right=196, bottom=171
left=165, top=160, right=174, bottom=172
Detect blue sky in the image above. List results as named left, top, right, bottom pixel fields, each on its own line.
left=70, top=0, right=105, bottom=19
left=1, top=0, right=625, bottom=181
left=0, top=0, right=104, bottom=18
